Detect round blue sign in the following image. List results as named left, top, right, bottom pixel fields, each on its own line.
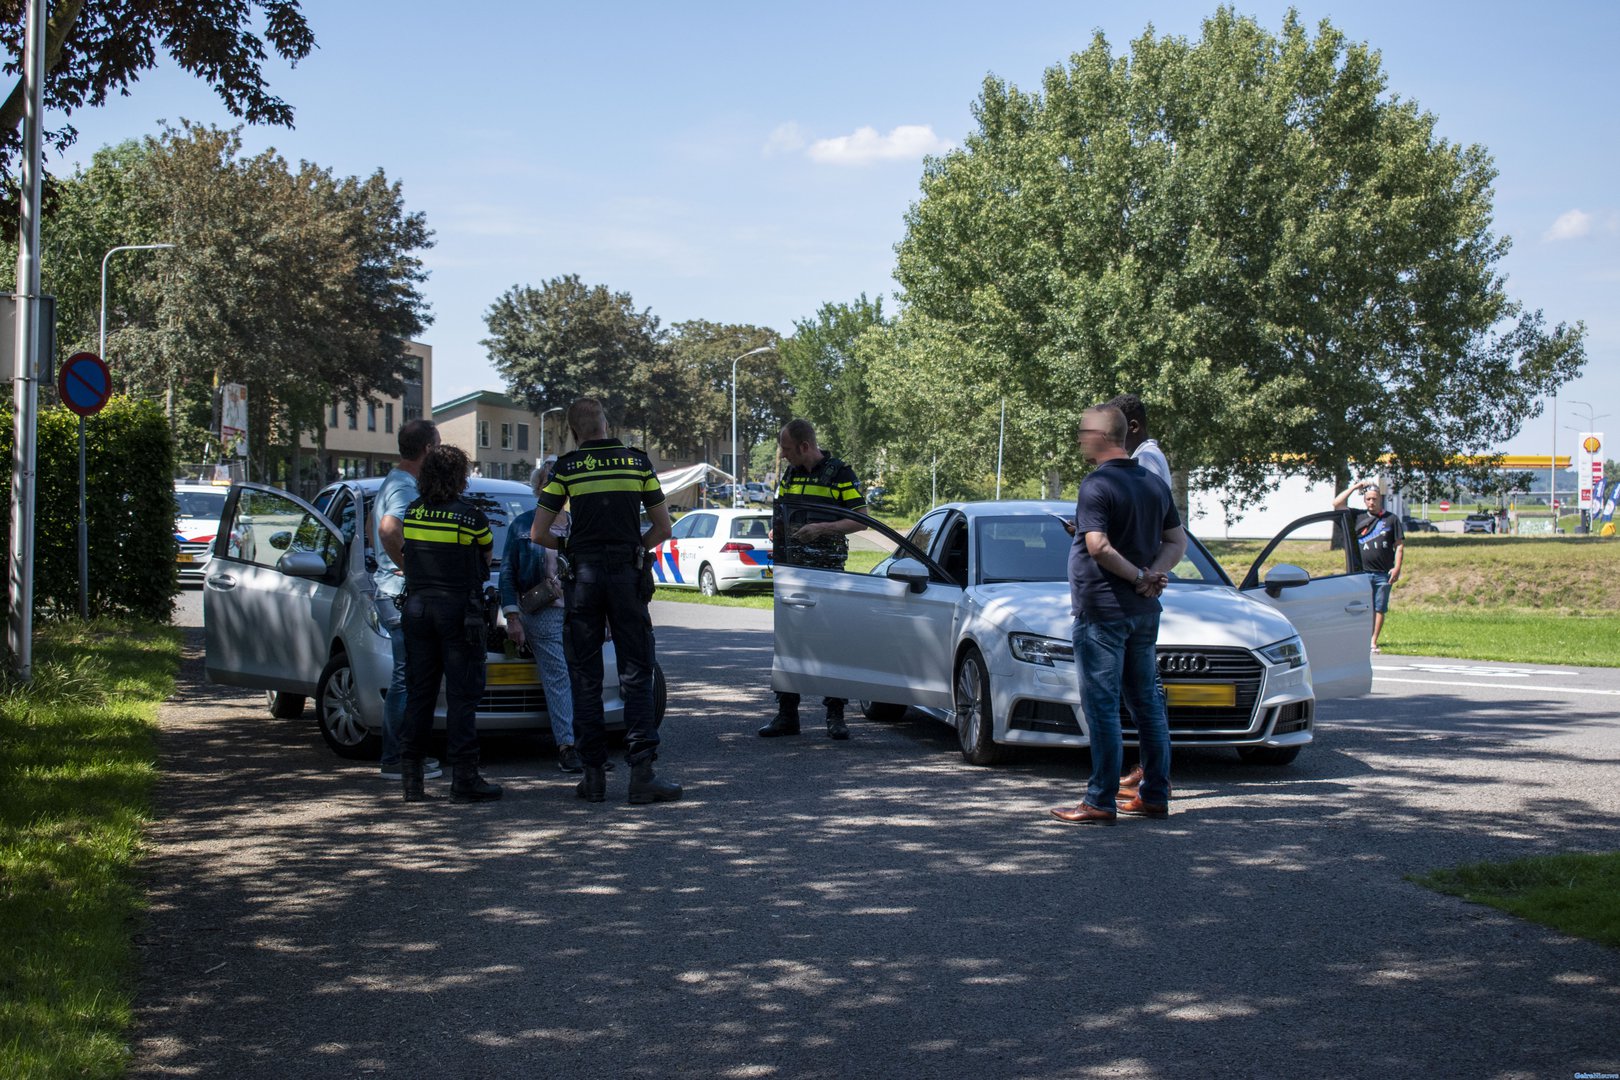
left=58, top=352, right=111, bottom=417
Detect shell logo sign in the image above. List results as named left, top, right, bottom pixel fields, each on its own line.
left=1584, top=435, right=1602, bottom=454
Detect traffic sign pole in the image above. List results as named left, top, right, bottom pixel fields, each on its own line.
left=58, top=352, right=112, bottom=619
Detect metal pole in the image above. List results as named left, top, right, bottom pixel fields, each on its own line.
left=729, top=345, right=773, bottom=508
left=995, top=398, right=1005, bottom=500
left=539, top=406, right=562, bottom=462
left=1550, top=394, right=1556, bottom=521
left=9, top=0, right=46, bottom=679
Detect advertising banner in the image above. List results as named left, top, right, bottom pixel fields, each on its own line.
left=1576, top=433, right=1603, bottom=510
left=220, top=383, right=248, bottom=458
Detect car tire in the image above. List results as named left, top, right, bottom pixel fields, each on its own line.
left=862, top=700, right=907, bottom=722
left=699, top=564, right=719, bottom=597
left=954, top=645, right=1005, bottom=766
left=266, top=690, right=306, bottom=719
left=316, top=653, right=381, bottom=759
left=1237, top=745, right=1301, bottom=767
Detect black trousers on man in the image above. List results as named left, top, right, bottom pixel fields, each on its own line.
left=400, top=588, right=485, bottom=766
left=564, top=560, right=659, bottom=768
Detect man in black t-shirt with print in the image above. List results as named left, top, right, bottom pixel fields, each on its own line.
left=1333, top=478, right=1405, bottom=654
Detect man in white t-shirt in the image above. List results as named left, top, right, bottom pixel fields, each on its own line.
left=1106, top=393, right=1170, bottom=491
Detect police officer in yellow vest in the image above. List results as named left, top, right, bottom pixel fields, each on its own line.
left=760, top=418, right=867, bottom=740
left=529, top=398, right=680, bottom=804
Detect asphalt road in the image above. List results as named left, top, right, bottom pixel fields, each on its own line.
left=138, top=591, right=1620, bottom=1078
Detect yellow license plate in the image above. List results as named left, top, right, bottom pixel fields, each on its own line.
left=762, top=568, right=773, bottom=579
left=176, top=553, right=194, bottom=564
left=485, top=662, right=538, bottom=686
left=1165, top=682, right=1236, bottom=707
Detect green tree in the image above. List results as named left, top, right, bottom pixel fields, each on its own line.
left=890, top=7, right=1585, bottom=504
left=778, top=295, right=890, bottom=476
left=666, top=320, right=786, bottom=475
left=483, top=274, right=672, bottom=443
left=0, top=0, right=313, bottom=180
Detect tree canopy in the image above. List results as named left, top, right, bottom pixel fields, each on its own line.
left=888, top=7, right=1585, bottom=504
left=778, top=295, right=890, bottom=477
left=0, top=0, right=314, bottom=180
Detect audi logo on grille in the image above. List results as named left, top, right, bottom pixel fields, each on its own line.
left=1157, top=653, right=1209, bottom=675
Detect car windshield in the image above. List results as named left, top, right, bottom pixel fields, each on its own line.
left=729, top=515, right=771, bottom=540
left=973, top=514, right=1226, bottom=586
left=176, top=490, right=228, bottom=519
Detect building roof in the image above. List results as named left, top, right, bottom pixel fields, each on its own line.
left=431, top=389, right=526, bottom=415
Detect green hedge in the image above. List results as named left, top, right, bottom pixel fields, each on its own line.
left=0, top=396, right=176, bottom=622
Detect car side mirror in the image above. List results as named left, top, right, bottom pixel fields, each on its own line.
left=886, top=557, right=930, bottom=593
left=269, top=530, right=293, bottom=551
left=279, top=551, right=330, bottom=579
left=1263, top=563, right=1310, bottom=598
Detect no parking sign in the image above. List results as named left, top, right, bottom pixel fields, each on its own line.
left=57, top=352, right=111, bottom=416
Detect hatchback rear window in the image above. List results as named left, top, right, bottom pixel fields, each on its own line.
left=730, top=517, right=771, bottom=541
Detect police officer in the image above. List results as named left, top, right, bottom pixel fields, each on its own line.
left=760, top=418, right=867, bottom=740
left=399, top=444, right=503, bottom=803
left=529, top=398, right=679, bottom=805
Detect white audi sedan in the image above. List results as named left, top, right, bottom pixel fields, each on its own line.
left=772, top=501, right=1373, bottom=767
left=650, top=507, right=774, bottom=595
left=203, top=478, right=658, bottom=760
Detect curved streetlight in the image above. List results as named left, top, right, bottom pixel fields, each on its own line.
left=99, top=243, right=176, bottom=361
left=730, top=345, right=776, bottom=507
left=538, top=405, right=564, bottom=463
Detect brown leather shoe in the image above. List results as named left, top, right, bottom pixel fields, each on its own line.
left=1118, top=795, right=1169, bottom=818
left=1120, top=764, right=1144, bottom=790
left=1050, top=802, right=1117, bottom=825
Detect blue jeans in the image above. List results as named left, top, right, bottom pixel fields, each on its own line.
left=379, top=597, right=407, bottom=767
left=1370, top=571, right=1391, bottom=614
left=518, top=606, right=574, bottom=746
left=1074, top=612, right=1171, bottom=810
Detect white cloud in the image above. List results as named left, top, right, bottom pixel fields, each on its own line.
left=763, top=122, right=808, bottom=157
left=1544, top=208, right=1594, bottom=242
left=805, top=124, right=954, bottom=166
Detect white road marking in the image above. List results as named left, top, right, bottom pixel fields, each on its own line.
left=1373, top=675, right=1620, bottom=697
left=1374, top=663, right=1570, bottom=679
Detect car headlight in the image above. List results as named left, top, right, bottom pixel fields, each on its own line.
left=1009, top=633, right=1075, bottom=667
left=366, top=601, right=392, bottom=640
left=1258, top=636, right=1305, bottom=669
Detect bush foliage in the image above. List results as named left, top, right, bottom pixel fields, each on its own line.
left=0, top=395, right=176, bottom=621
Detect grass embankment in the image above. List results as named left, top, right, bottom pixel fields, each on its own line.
left=1204, top=534, right=1620, bottom=666
left=1413, top=853, right=1620, bottom=949
left=0, top=620, right=181, bottom=1080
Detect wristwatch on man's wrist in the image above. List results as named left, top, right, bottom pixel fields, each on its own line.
left=1132, top=567, right=1145, bottom=585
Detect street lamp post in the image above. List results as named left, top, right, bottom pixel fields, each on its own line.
left=91, top=242, right=174, bottom=618
left=730, top=345, right=775, bottom=507
left=538, top=406, right=564, bottom=463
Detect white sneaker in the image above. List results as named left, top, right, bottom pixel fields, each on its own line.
left=380, top=757, right=442, bottom=780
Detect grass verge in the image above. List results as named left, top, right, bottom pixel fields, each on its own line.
left=1379, top=611, right=1620, bottom=667
left=0, top=619, right=181, bottom=1080
left=1413, top=853, right=1620, bottom=949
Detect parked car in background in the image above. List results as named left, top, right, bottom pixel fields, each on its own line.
left=1401, top=515, right=1439, bottom=533
left=1462, top=512, right=1497, bottom=534
left=650, top=507, right=774, bottom=595
left=773, top=501, right=1375, bottom=768
left=743, top=481, right=772, bottom=504
left=174, top=483, right=230, bottom=582
left=203, top=477, right=661, bottom=759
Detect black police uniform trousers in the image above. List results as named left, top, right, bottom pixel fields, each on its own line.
left=564, top=556, right=659, bottom=768
left=400, top=588, right=486, bottom=766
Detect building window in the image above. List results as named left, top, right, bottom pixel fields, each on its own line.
left=347, top=404, right=358, bottom=430
left=479, top=421, right=490, bottom=448
left=517, top=423, right=529, bottom=451
left=385, top=403, right=394, bottom=433
left=500, top=422, right=513, bottom=450
left=404, top=405, right=421, bottom=423
left=367, top=402, right=377, bottom=431
left=375, top=460, right=391, bottom=477
left=403, top=356, right=422, bottom=385
left=329, top=402, right=338, bottom=426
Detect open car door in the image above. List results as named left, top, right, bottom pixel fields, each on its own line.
left=1238, top=509, right=1374, bottom=699
left=203, top=483, right=345, bottom=694
left=772, top=506, right=961, bottom=709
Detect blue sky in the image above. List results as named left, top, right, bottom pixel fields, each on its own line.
left=49, top=0, right=1619, bottom=457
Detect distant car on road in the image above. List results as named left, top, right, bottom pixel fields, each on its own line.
left=1462, top=513, right=1497, bottom=534
left=1401, top=515, right=1439, bottom=533
left=743, top=481, right=772, bottom=504
left=651, top=507, right=773, bottom=595
left=175, top=483, right=229, bottom=582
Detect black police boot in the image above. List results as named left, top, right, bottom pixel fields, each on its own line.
left=401, top=759, right=432, bottom=802
left=628, top=760, right=682, bottom=804
left=826, top=702, right=850, bottom=740
left=757, top=709, right=801, bottom=738
left=450, top=761, right=503, bottom=802
left=576, top=765, right=606, bottom=803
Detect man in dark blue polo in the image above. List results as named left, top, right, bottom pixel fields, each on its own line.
left=1052, top=404, right=1187, bottom=826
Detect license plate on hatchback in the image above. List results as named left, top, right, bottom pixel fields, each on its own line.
left=486, top=663, right=539, bottom=686
left=1164, top=683, right=1236, bottom=707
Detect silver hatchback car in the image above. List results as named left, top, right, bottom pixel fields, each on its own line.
left=203, top=477, right=659, bottom=758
